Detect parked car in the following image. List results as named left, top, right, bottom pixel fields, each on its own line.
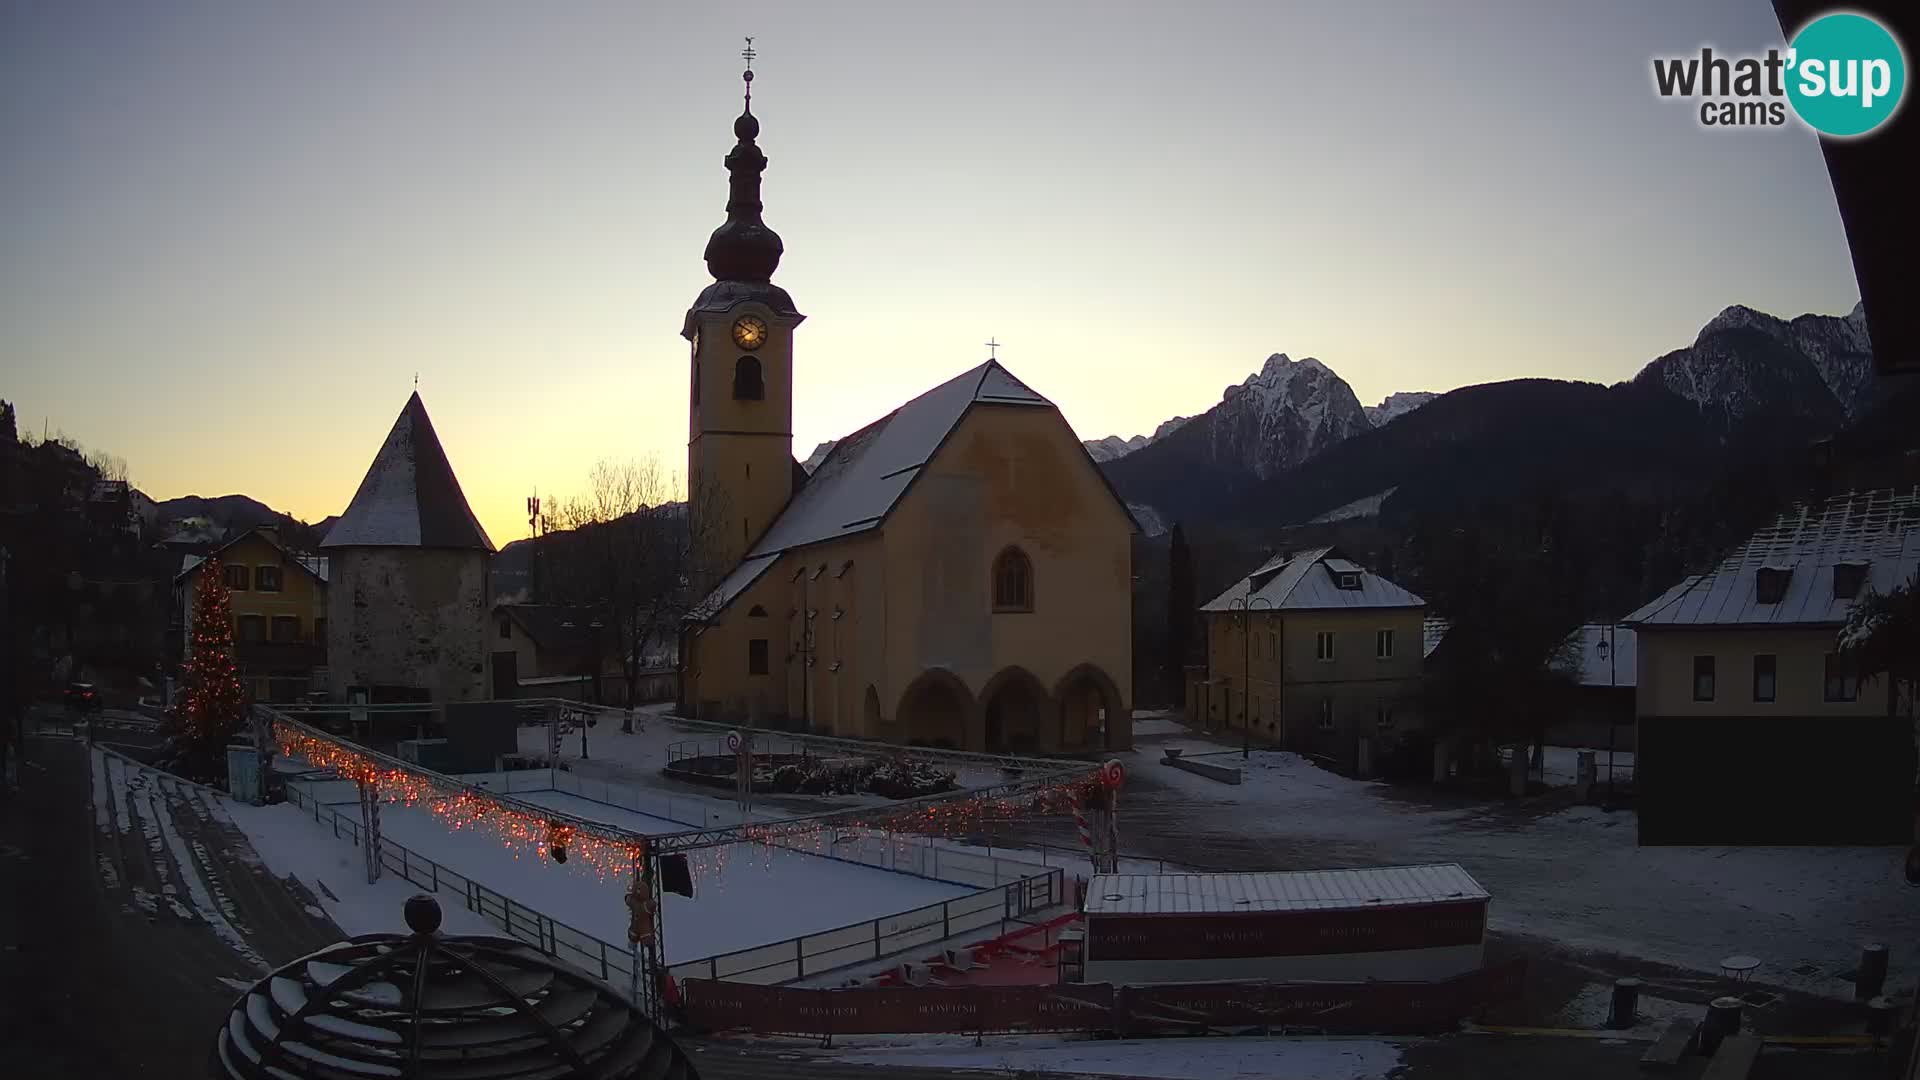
left=64, top=682, right=103, bottom=716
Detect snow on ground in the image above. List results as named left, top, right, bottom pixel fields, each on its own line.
left=287, top=783, right=973, bottom=965
left=820, top=1033, right=1404, bottom=1079
left=520, top=709, right=1047, bottom=799
left=222, top=800, right=495, bottom=939
left=1101, top=744, right=1919, bottom=1000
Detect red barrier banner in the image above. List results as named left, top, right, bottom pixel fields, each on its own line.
left=1085, top=900, right=1487, bottom=961
left=683, top=957, right=1525, bottom=1037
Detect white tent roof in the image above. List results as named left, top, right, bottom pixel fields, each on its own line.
left=1085, top=864, right=1487, bottom=916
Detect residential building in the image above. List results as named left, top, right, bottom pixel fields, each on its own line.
left=1546, top=623, right=1637, bottom=751
left=489, top=604, right=672, bottom=703
left=1624, top=486, right=1919, bottom=844
left=678, top=78, right=1134, bottom=751
left=1192, top=547, right=1425, bottom=773
left=175, top=525, right=329, bottom=702
left=322, top=393, right=495, bottom=706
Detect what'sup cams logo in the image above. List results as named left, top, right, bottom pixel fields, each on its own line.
left=1653, top=11, right=1906, bottom=137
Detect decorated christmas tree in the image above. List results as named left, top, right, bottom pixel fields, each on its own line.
left=180, top=556, right=247, bottom=747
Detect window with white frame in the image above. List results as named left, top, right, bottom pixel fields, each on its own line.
left=1375, top=628, right=1393, bottom=659
left=1315, top=631, right=1335, bottom=662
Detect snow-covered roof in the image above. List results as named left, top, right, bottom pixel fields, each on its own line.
left=176, top=529, right=330, bottom=583
left=322, top=392, right=494, bottom=552
left=1557, top=624, right=1636, bottom=688
left=743, top=361, right=1051, bottom=559
left=1422, top=617, right=1450, bottom=658
left=1085, top=864, right=1487, bottom=916
left=1201, top=546, right=1425, bottom=612
left=1625, top=487, right=1920, bottom=629
left=690, top=359, right=1141, bottom=621
left=688, top=553, right=778, bottom=623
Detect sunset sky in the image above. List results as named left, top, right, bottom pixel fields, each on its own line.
left=1, top=1, right=1864, bottom=547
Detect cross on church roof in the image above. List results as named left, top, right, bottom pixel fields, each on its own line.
left=985, top=338, right=1001, bottom=360
left=741, top=36, right=756, bottom=109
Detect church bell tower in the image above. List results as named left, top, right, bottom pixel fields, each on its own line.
left=684, top=40, right=803, bottom=586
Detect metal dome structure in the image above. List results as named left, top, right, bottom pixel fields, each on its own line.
left=212, top=895, right=696, bottom=1080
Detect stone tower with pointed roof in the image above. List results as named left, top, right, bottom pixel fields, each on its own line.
left=679, top=61, right=1137, bottom=751
left=323, top=392, right=496, bottom=704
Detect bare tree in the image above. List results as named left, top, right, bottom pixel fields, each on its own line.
left=548, top=458, right=730, bottom=733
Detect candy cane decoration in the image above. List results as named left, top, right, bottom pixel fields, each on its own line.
left=1074, top=796, right=1093, bottom=852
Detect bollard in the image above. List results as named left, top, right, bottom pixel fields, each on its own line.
left=1857, top=943, right=1888, bottom=1001
left=1867, top=995, right=1896, bottom=1038
left=1700, top=996, right=1743, bottom=1055
left=1608, top=977, right=1643, bottom=1030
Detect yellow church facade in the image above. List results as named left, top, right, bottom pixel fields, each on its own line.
left=677, top=67, right=1134, bottom=753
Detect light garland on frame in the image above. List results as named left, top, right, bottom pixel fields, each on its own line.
left=272, top=719, right=1113, bottom=888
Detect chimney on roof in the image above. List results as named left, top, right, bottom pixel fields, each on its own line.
left=1809, top=438, right=1834, bottom=504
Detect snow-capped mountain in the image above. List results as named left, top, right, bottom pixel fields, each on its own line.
left=800, top=440, right=836, bottom=474
left=1364, top=392, right=1438, bottom=428
left=1181, top=353, right=1373, bottom=480
left=1082, top=415, right=1193, bottom=463
left=1635, top=301, right=1875, bottom=427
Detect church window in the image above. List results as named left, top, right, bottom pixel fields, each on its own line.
left=733, top=356, right=764, bottom=400
left=748, top=638, right=769, bottom=676
left=747, top=604, right=767, bottom=617
left=992, top=547, right=1034, bottom=612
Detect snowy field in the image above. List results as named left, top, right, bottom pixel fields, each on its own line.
left=817, top=1033, right=1405, bottom=1079
left=283, top=781, right=974, bottom=965
left=1098, top=742, right=1920, bottom=1001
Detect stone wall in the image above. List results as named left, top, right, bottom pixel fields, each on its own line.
left=325, top=547, right=490, bottom=703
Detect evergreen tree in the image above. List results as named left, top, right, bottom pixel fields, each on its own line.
left=181, top=557, right=247, bottom=747
left=1838, top=572, right=1920, bottom=720
left=1164, top=523, right=1195, bottom=708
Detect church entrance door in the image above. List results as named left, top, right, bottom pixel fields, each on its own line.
left=981, top=669, right=1047, bottom=754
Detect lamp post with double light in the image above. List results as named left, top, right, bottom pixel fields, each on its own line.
left=1227, top=594, right=1273, bottom=760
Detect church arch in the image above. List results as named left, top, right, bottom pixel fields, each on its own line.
left=991, top=546, right=1034, bottom=612
left=978, top=666, right=1050, bottom=753
left=733, top=356, right=764, bottom=400
left=896, top=669, right=972, bottom=749
left=1053, top=663, right=1126, bottom=752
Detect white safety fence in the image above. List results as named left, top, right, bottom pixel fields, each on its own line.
left=277, top=769, right=1063, bottom=991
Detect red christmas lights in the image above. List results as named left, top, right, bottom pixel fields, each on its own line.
left=272, top=719, right=1110, bottom=888
left=182, top=557, right=247, bottom=745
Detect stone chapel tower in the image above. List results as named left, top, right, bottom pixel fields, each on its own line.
left=684, top=50, right=804, bottom=589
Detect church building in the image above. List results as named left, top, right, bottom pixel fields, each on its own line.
left=679, top=61, right=1135, bottom=753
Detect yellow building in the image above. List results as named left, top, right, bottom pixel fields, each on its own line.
left=1624, top=486, right=1918, bottom=845
left=1194, top=547, right=1425, bottom=772
left=678, top=74, right=1134, bottom=752
left=176, top=525, right=329, bottom=702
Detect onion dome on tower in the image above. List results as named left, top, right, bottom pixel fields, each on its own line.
left=684, top=38, right=800, bottom=336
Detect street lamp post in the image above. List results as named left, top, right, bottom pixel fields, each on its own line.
left=1228, top=595, right=1273, bottom=759
left=1599, top=626, right=1617, bottom=810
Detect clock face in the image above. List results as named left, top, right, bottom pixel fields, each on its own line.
left=731, top=315, right=768, bottom=351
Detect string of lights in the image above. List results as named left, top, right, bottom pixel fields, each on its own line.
left=183, top=557, right=247, bottom=744
left=269, top=713, right=1119, bottom=887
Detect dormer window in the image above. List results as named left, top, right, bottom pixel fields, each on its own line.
left=1833, top=562, right=1868, bottom=600
left=1755, top=566, right=1791, bottom=605
left=732, top=356, right=764, bottom=400
left=1336, top=572, right=1361, bottom=590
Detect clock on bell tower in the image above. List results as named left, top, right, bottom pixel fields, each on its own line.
left=683, top=46, right=804, bottom=587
